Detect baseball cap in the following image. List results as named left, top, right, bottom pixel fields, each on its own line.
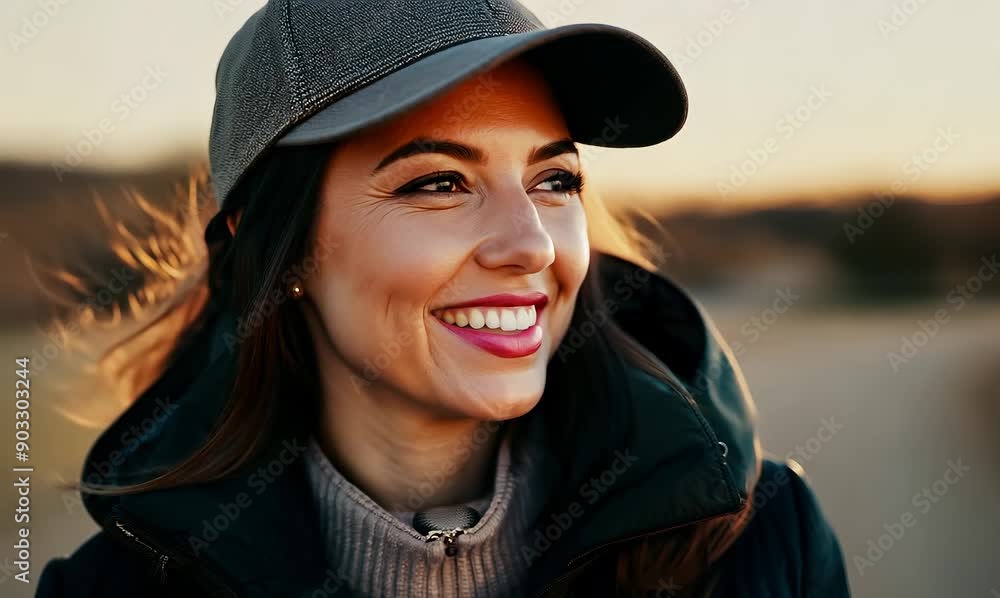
left=204, top=0, right=688, bottom=243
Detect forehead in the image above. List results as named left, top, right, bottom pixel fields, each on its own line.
left=348, top=58, right=571, bottom=155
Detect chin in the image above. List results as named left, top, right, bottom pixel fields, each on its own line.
left=439, top=374, right=546, bottom=421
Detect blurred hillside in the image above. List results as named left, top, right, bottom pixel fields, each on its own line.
left=0, top=161, right=212, bottom=324
left=646, top=197, right=1000, bottom=304
left=2, top=160, right=998, bottom=326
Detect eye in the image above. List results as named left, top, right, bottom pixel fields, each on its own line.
left=533, top=169, right=585, bottom=194
left=395, top=171, right=469, bottom=195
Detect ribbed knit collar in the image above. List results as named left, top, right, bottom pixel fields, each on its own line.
left=302, top=415, right=554, bottom=598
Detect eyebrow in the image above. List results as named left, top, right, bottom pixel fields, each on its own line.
left=372, top=137, right=578, bottom=174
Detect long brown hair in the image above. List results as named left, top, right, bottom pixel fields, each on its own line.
left=52, top=142, right=751, bottom=594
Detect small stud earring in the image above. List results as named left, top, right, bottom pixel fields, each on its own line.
left=290, top=284, right=304, bottom=299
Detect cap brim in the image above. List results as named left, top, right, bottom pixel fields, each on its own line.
left=275, top=23, right=687, bottom=149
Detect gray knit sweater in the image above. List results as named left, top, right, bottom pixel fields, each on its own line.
left=302, top=417, right=554, bottom=598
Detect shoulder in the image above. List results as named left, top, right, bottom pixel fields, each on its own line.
left=37, top=530, right=167, bottom=598
left=752, top=459, right=828, bottom=517
left=713, top=459, right=852, bottom=597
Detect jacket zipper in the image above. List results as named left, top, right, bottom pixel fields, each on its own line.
left=114, top=520, right=172, bottom=583
left=110, top=516, right=240, bottom=597
left=424, top=527, right=465, bottom=557
left=106, top=371, right=744, bottom=595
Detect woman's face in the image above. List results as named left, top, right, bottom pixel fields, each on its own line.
left=301, top=58, right=590, bottom=421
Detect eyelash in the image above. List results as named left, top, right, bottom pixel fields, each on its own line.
left=543, top=170, right=586, bottom=194
left=393, top=169, right=586, bottom=196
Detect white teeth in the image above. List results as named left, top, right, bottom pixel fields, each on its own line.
left=435, top=305, right=538, bottom=331
left=516, top=307, right=531, bottom=329
left=500, top=310, right=517, bottom=331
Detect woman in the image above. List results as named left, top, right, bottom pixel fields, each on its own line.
left=38, top=0, right=850, bottom=596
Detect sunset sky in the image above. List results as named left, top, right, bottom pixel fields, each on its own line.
left=2, top=0, right=998, bottom=205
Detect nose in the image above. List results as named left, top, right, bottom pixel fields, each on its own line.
left=474, top=191, right=555, bottom=274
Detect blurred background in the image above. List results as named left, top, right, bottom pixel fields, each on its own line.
left=1, top=0, right=998, bottom=596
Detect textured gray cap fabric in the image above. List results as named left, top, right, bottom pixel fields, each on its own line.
left=205, top=0, right=688, bottom=242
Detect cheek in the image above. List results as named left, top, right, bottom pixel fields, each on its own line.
left=314, top=215, right=471, bottom=332
left=362, top=219, right=472, bottom=307
left=548, top=205, right=590, bottom=292
left=540, top=206, right=588, bottom=355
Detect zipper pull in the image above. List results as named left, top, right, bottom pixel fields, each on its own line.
left=115, top=520, right=171, bottom=582
left=412, top=505, right=482, bottom=558
left=717, top=441, right=729, bottom=464
left=424, top=528, right=465, bottom=557
left=155, top=553, right=170, bottom=583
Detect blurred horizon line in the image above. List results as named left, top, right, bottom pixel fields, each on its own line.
left=4, top=154, right=999, bottom=214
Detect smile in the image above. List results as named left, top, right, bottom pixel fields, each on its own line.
left=431, top=293, right=548, bottom=358
left=434, top=305, right=537, bottom=331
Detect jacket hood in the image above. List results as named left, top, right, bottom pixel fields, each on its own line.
left=78, top=251, right=760, bottom=597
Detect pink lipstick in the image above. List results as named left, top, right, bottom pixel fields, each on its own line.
left=432, top=293, right=548, bottom=359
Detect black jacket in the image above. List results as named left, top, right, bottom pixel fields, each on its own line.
left=37, top=253, right=851, bottom=597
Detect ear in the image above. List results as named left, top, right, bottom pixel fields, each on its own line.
left=226, top=207, right=245, bottom=237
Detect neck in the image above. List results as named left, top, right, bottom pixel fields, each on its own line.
left=314, top=365, right=503, bottom=512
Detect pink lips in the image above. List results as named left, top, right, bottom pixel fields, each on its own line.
left=434, top=293, right=548, bottom=359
